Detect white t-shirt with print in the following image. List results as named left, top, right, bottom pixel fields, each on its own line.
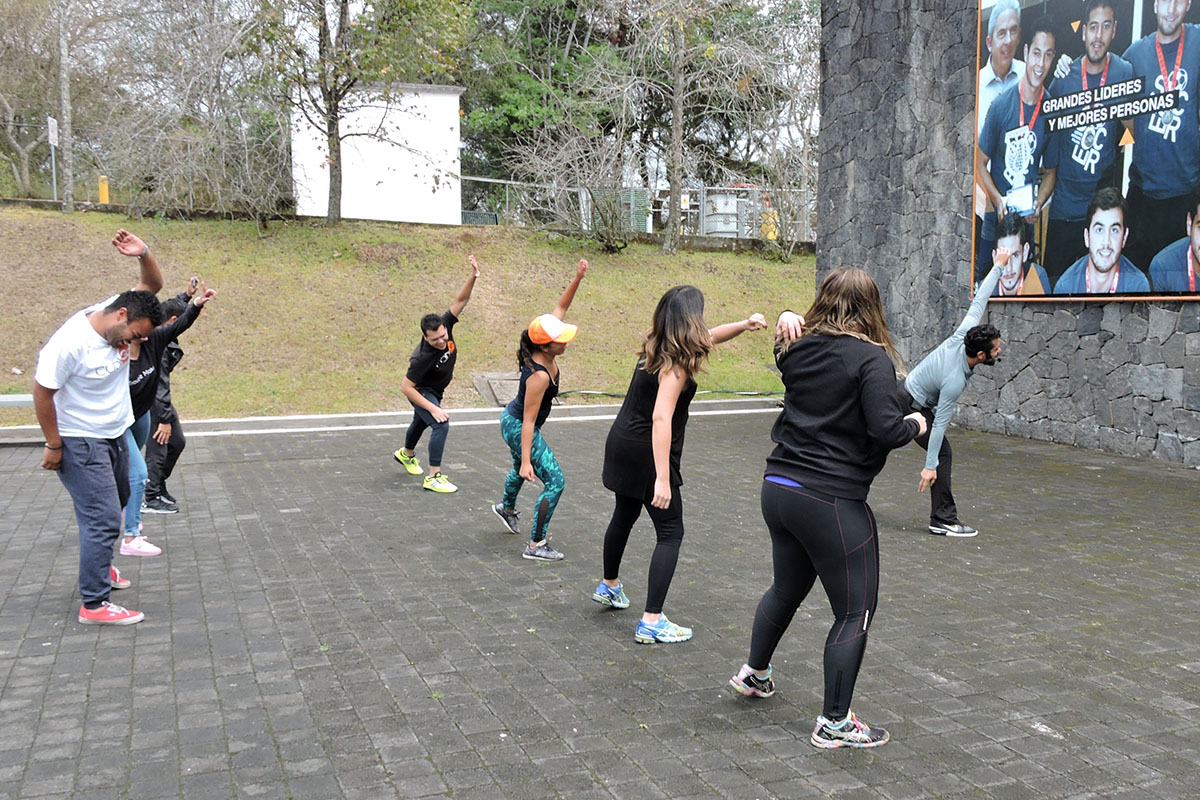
left=34, top=295, right=134, bottom=439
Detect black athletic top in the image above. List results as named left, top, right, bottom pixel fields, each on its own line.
left=128, top=302, right=201, bottom=421
left=505, top=360, right=559, bottom=428
left=765, top=333, right=919, bottom=501
left=603, top=361, right=697, bottom=495
left=406, top=310, right=458, bottom=399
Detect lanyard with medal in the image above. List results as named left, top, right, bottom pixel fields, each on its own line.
left=1081, top=54, right=1109, bottom=93
left=1188, top=245, right=1197, bottom=292
left=1156, top=27, right=1185, bottom=125
left=1086, top=260, right=1120, bottom=293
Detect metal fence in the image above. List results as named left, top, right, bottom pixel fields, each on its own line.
left=461, top=176, right=815, bottom=244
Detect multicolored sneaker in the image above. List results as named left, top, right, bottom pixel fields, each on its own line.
left=810, top=710, right=890, bottom=749
left=634, top=615, right=693, bottom=644
left=109, top=565, right=131, bottom=590
left=78, top=602, right=144, bottom=626
left=592, top=581, right=630, bottom=609
left=729, top=663, right=775, bottom=697
left=393, top=449, right=422, bottom=475
left=492, top=503, right=520, bottom=535
left=522, top=540, right=564, bottom=561
left=422, top=473, right=457, bottom=493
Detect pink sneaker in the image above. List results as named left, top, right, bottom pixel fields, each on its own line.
left=120, top=536, right=162, bottom=557
left=109, top=565, right=131, bottom=589
left=78, top=601, right=144, bottom=625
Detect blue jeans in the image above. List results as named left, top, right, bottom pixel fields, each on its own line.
left=122, top=412, right=150, bottom=536
left=57, top=436, right=129, bottom=606
left=404, top=389, right=449, bottom=467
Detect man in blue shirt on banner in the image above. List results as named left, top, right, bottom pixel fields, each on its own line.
left=1054, top=187, right=1152, bottom=293
left=1122, top=0, right=1200, bottom=269
left=1045, top=0, right=1135, bottom=287
left=977, top=15, right=1059, bottom=269
left=1148, top=189, right=1200, bottom=291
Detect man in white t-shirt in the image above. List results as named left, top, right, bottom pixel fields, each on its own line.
left=33, top=229, right=164, bottom=625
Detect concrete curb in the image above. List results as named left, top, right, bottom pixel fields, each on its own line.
left=0, top=396, right=781, bottom=446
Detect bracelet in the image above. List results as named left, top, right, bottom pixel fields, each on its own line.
left=137, top=245, right=149, bottom=258
left=44, top=443, right=63, bottom=450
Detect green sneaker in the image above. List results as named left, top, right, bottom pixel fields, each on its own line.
left=393, top=449, right=422, bottom=475
left=423, top=473, right=458, bottom=493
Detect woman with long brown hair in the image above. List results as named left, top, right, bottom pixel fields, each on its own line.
left=727, top=266, right=929, bottom=748
left=592, top=285, right=765, bottom=643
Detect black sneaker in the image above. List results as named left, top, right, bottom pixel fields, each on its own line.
left=142, top=496, right=179, bottom=515
left=928, top=522, right=977, bottom=537
left=160, top=488, right=177, bottom=504
left=810, top=711, right=889, bottom=749
left=492, top=503, right=520, bottom=535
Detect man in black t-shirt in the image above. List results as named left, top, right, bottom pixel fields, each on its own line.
left=393, top=255, right=480, bottom=493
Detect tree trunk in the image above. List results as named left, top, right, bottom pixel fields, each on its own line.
left=325, top=103, right=341, bottom=225
left=57, top=2, right=73, bottom=212
left=662, top=22, right=685, bottom=255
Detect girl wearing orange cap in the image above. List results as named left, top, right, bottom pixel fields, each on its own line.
left=592, top=286, right=766, bottom=643
left=491, top=259, right=587, bottom=561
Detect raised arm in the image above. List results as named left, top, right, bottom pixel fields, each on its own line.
left=113, top=229, right=163, bottom=294
left=709, top=313, right=766, bottom=344
left=449, top=255, right=480, bottom=317
left=551, top=259, right=588, bottom=320
left=956, top=246, right=1008, bottom=337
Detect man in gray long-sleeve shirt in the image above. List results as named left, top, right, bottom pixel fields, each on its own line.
left=899, top=252, right=1006, bottom=537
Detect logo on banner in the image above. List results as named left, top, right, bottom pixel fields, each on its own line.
left=1071, top=124, right=1108, bottom=174
left=1149, top=69, right=1189, bottom=141
left=1002, top=128, right=1036, bottom=188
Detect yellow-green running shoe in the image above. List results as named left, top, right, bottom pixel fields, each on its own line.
left=423, top=473, right=458, bottom=493
left=393, top=449, right=422, bottom=475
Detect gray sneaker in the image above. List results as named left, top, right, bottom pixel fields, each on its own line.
left=492, top=503, right=520, bottom=535
left=522, top=541, right=564, bottom=561
left=928, top=522, right=978, bottom=537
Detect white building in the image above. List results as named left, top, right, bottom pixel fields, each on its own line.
left=291, top=83, right=464, bottom=225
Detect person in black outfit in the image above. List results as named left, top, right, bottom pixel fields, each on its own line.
left=728, top=267, right=927, bottom=750
left=120, top=280, right=217, bottom=555
left=592, top=286, right=765, bottom=644
left=142, top=281, right=200, bottom=514
left=393, top=255, right=480, bottom=494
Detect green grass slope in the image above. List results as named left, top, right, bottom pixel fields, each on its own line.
left=1, top=207, right=814, bottom=424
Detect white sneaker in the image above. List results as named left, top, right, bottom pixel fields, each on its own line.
left=120, top=536, right=162, bottom=557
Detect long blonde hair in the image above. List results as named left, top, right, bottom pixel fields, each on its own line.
left=796, top=266, right=904, bottom=368
left=640, top=285, right=713, bottom=378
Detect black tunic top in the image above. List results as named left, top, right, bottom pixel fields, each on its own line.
left=602, top=361, right=697, bottom=496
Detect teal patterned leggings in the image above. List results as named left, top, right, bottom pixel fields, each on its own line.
left=499, top=409, right=564, bottom=543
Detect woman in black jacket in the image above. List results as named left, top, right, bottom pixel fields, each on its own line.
left=728, top=266, right=927, bottom=750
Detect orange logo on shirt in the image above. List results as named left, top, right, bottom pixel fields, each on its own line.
left=447, top=341, right=455, bottom=354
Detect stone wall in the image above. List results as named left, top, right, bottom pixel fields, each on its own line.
left=818, top=0, right=1200, bottom=466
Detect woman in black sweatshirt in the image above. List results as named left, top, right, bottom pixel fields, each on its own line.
left=728, top=266, right=927, bottom=750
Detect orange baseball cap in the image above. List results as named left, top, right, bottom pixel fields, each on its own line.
left=528, top=313, right=578, bottom=344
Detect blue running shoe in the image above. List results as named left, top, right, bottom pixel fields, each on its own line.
left=592, top=581, right=630, bottom=609
left=633, top=614, right=693, bottom=644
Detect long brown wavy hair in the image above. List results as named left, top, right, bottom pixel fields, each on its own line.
left=640, top=285, right=713, bottom=378
left=794, top=266, right=904, bottom=368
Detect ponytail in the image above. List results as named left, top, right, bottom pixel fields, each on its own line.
left=516, top=330, right=537, bottom=369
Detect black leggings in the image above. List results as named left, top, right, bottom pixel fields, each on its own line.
left=749, top=480, right=880, bottom=720
left=601, top=489, right=684, bottom=614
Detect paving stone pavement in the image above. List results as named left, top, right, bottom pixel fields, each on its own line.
left=1, top=404, right=1198, bottom=800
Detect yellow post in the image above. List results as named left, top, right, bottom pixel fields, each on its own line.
left=98, top=175, right=109, bottom=204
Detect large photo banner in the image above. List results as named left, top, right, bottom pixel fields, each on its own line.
left=975, top=0, right=1200, bottom=297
